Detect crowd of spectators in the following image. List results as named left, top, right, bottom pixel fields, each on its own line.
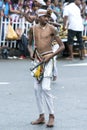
left=0, top=0, right=63, bottom=25
left=0, top=0, right=87, bottom=29
left=0, top=0, right=87, bottom=59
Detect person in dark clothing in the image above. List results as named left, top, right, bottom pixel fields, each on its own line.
left=19, top=33, right=29, bottom=58
left=16, top=28, right=29, bottom=58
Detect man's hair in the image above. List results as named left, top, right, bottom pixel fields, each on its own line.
left=68, top=0, right=74, bottom=3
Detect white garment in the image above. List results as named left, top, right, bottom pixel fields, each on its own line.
left=37, top=9, right=47, bottom=17
left=31, top=59, right=53, bottom=78
left=63, top=3, right=84, bottom=31
left=44, top=59, right=53, bottom=77
left=33, top=59, right=54, bottom=114
left=34, top=77, right=54, bottom=114
left=51, top=12, right=57, bottom=22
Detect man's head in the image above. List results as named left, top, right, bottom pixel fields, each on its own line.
left=74, top=0, right=82, bottom=6
left=37, top=9, right=49, bottom=25
left=68, top=0, right=82, bottom=6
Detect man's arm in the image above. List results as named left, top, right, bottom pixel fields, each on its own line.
left=63, top=16, right=68, bottom=31
left=44, top=30, right=65, bottom=63
left=53, top=32, right=65, bottom=57
left=20, top=12, right=36, bottom=23
left=48, top=21, right=61, bottom=27
left=53, top=27, right=65, bottom=55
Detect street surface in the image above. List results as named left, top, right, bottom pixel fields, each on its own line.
left=0, top=57, right=87, bottom=130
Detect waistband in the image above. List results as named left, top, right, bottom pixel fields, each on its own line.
left=40, top=50, right=53, bottom=56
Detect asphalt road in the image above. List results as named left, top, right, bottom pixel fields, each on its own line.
left=0, top=57, right=87, bottom=130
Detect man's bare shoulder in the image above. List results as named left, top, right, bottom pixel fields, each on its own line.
left=48, top=23, right=55, bottom=29
left=47, top=24, right=57, bottom=33
left=47, top=23, right=58, bottom=35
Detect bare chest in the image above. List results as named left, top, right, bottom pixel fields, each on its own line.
left=34, top=26, right=53, bottom=41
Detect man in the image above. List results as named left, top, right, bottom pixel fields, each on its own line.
left=28, top=9, right=65, bottom=127
left=63, top=0, right=84, bottom=60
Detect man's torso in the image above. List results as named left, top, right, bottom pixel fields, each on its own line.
left=33, top=23, right=56, bottom=54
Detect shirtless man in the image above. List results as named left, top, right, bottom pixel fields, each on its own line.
left=28, top=9, right=65, bottom=127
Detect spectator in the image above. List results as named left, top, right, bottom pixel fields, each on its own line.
left=0, top=0, right=4, bottom=36
left=2, top=0, right=21, bottom=19
left=0, top=0, right=4, bottom=18
left=9, top=0, right=21, bottom=21
left=45, top=0, right=63, bottom=22
left=20, top=0, right=47, bottom=23
left=84, top=0, right=87, bottom=17
left=16, top=28, right=29, bottom=59
left=1, top=0, right=10, bottom=41
left=53, top=0, right=63, bottom=22
left=45, top=0, right=54, bottom=9
left=80, top=0, right=86, bottom=18
left=1, top=0, right=21, bottom=40
left=3, top=0, right=10, bottom=18
left=63, top=0, right=85, bottom=60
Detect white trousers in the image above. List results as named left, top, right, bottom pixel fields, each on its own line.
left=34, top=77, right=54, bottom=115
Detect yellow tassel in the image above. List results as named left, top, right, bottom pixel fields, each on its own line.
left=34, top=66, right=41, bottom=78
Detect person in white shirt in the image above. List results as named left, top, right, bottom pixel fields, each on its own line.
left=63, top=0, right=84, bottom=60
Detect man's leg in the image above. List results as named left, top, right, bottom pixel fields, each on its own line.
left=76, top=31, right=85, bottom=60
left=66, top=29, right=75, bottom=60
left=31, top=114, right=45, bottom=125
left=79, top=49, right=85, bottom=60
left=66, top=44, right=73, bottom=59
left=42, top=77, right=55, bottom=127
left=52, top=59, right=57, bottom=81
left=31, top=79, right=45, bottom=125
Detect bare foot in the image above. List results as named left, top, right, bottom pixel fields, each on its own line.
left=65, top=56, right=73, bottom=60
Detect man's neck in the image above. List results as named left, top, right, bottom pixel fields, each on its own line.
left=39, top=23, right=48, bottom=29
left=40, top=23, right=47, bottom=27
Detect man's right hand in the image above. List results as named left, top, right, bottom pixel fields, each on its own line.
left=30, top=53, right=35, bottom=61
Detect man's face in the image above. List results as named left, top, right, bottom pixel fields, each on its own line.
left=39, top=15, right=49, bottom=25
